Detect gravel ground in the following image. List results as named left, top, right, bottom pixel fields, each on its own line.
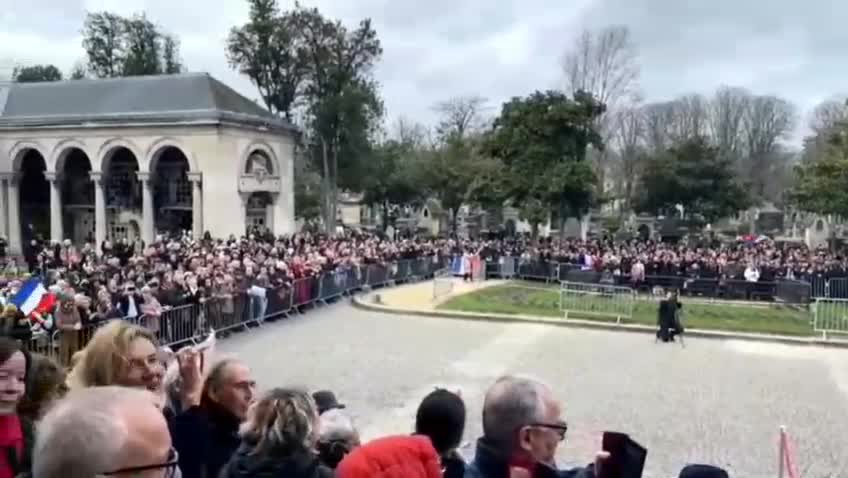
left=218, top=303, right=848, bottom=478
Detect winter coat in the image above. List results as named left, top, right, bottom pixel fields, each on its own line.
left=336, top=435, right=442, bottom=478
left=220, top=442, right=332, bottom=478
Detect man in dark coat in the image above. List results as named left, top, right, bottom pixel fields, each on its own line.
left=657, top=290, right=683, bottom=343
left=171, top=355, right=255, bottom=478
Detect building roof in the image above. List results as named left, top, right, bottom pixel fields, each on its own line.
left=0, top=72, right=296, bottom=133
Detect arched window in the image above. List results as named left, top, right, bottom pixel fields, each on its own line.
left=246, top=151, right=273, bottom=176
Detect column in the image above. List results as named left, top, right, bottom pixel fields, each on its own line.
left=239, top=193, right=250, bottom=236
left=188, top=174, right=203, bottom=240
left=265, top=194, right=276, bottom=233
left=45, top=172, right=63, bottom=243
left=137, top=172, right=154, bottom=245
left=7, top=175, right=21, bottom=255
left=0, top=176, right=7, bottom=240
left=90, top=172, right=107, bottom=254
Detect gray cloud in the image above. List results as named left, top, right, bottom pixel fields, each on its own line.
left=1, top=0, right=844, bottom=142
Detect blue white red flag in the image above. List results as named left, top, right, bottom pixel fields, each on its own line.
left=10, top=278, right=47, bottom=315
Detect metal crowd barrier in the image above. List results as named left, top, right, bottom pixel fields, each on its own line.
left=813, top=298, right=848, bottom=339
left=432, top=268, right=455, bottom=302
left=559, top=280, right=635, bottom=323
left=774, top=279, right=812, bottom=305
left=483, top=258, right=815, bottom=304
left=21, top=256, right=448, bottom=365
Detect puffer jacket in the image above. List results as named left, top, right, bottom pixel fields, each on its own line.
left=336, top=435, right=442, bottom=478
left=220, top=443, right=332, bottom=478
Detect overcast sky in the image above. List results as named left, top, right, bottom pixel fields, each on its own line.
left=1, top=0, right=845, bottom=143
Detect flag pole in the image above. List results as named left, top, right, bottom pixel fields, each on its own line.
left=778, top=426, right=786, bottom=478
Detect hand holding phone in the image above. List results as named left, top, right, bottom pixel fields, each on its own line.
left=597, top=432, right=647, bottom=478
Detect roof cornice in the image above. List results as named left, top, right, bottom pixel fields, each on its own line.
left=0, top=109, right=298, bottom=134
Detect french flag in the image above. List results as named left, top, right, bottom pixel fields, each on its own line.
left=10, top=278, right=47, bottom=316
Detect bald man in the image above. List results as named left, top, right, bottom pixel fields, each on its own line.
left=465, top=375, right=607, bottom=478
left=33, top=386, right=178, bottom=478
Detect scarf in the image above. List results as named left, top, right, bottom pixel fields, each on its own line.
left=0, top=415, right=23, bottom=478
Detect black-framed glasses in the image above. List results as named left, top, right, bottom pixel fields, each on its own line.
left=103, top=447, right=179, bottom=477
left=529, top=422, right=569, bottom=441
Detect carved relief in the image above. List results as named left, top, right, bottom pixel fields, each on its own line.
left=240, top=151, right=279, bottom=192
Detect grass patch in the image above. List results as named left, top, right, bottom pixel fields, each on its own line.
left=438, top=282, right=815, bottom=337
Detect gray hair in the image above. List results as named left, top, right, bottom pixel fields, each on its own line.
left=33, top=386, right=153, bottom=478
left=318, top=408, right=358, bottom=444
left=481, top=375, right=550, bottom=452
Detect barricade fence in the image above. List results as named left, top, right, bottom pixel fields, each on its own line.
left=560, top=281, right=635, bottom=323
left=813, top=298, right=848, bottom=339
left=432, top=269, right=455, bottom=302
left=22, top=256, right=448, bottom=365
left=484, top=257, right=816, bottom=304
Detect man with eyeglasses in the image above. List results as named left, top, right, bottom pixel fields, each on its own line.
left=32, top=386, right=180, bottom=478
left=464, top=376, right=608, bottom=478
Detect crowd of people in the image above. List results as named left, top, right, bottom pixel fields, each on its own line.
left=0, top=230, right=453, bottom=359
left=0, top=231, right=812, bottom=477
left=497, top=236, right=848, bottom=284
left=0, top=321, right=731, bottom=478
left=0, top=232, right=844, bottom=352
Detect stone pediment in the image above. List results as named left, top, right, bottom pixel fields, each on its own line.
left=239, top=175, right=281, bottom=192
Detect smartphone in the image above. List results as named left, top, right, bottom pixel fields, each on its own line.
left=598, top=431, right=647, bottom=478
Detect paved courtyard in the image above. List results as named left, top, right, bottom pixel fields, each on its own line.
left=218, top=300, right=848, bottom=478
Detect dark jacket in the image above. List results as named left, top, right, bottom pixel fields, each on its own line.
left=117, top=294, right=146, bottom=317
left=463, top=438, right=595, bottom=478
left=442, top=450, right=466, bottom=478
left=656, top=299, right=683, bottom=342
left=220, top=443, right=333, bottom=478
left=170, top=402, right=241, bottom=478
left=2, top=310, right=32, bottom=343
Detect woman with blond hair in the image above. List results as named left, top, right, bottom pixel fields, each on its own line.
left=67, top=320, right=165, bottom=395
left=220, top=387, right=332, bottom=478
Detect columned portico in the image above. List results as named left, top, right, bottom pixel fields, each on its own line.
left=188, top=173, right=203, bottom=239
left=138, top=172, right=154, bottom=245
left=90, top=172, right=106, bottom=252
left=1, top=73, right=297, bottom=251
left=45, top=172, right=63, bottom=242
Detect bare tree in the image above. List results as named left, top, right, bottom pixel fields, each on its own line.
left=611, top=106, right=646, bottom=209
left=743, top=94, right=797, bottom=200
left=562, top=25, right=640, bottom=197
left=432, top=95, right=488, bottom=141
left=799, top=97, right=848, bottom=164
left=562, top=25, right=640, bottom=112
left=709, top=86, right=751, bottom=158
left=641, top=101, right=676, bottom=153
left=392, top=116, right=430, bottom=147
left=809, top=96, right=848, bottom=136
left=671, top=94, right=710, bottom=140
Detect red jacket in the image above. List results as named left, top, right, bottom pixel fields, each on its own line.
left=336, top=435, right=442, bottom=478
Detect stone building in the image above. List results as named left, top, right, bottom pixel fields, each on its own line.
left=0, top=73, right=297, bottom=254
